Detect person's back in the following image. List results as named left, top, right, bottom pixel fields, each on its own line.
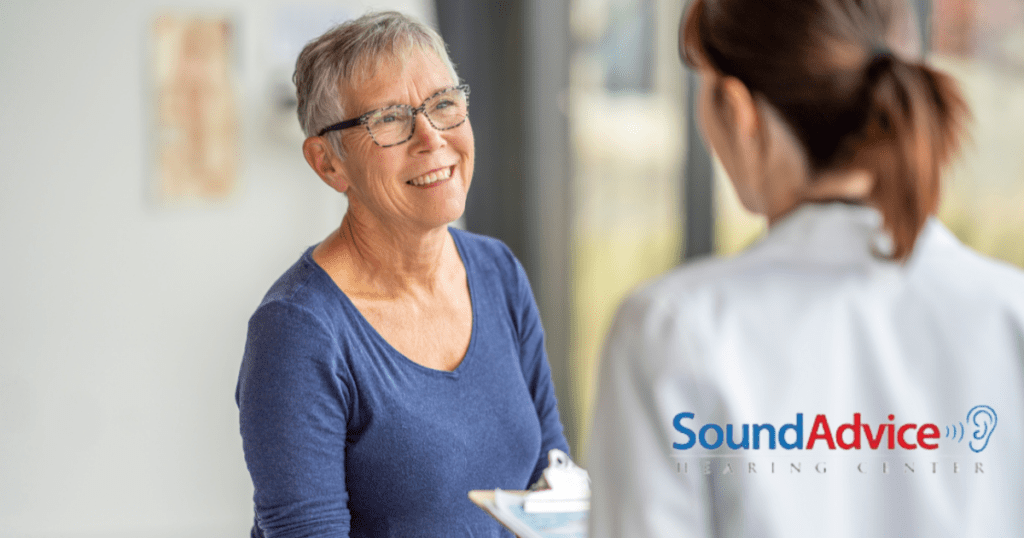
left=586, top=0, right=1024, bottom=536
left=589, top=202, right=1024, bottom=536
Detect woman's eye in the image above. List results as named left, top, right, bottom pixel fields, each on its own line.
left=374, top=111, right=405, bottom=126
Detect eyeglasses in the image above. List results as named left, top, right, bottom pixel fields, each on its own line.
left=317, top=84, right=470, bottom=147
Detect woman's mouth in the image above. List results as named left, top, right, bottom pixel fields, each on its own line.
left=407, top=166, right=453, bottom=187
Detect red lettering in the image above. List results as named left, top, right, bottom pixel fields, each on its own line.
left=918, top=424, right=940, bottom=450
left=863, top=423, right=885, bottom=449
left=836, top=413, right=862, bottom=449
left=886, top=423, right=895, bottom=449
left=807, top=414, right=835, bottom=450
left=897, top=423, right=918, bottom=449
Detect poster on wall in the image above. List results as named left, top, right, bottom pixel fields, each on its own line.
left=151, top=14, right=238, bottom=203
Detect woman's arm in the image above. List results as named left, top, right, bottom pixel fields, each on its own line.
left=509, top=255, right=571, bottom=484
left=237, top=300, right=351, bottom=538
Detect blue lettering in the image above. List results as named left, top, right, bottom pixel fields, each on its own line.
left=700, top=424, right=724, bottom=449
left=673, top=412, right=696, bottom=449
left=726, top=424, right=749, bottom=449
left=753, top=423, right=777, bottom=449
left=780, top=413, right=804, bottom=450
left=674, top=413, right=805, bottom=451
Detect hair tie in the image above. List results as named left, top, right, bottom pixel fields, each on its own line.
left=868, top=45, right=895, bottom=64
left=866, top=45, right=895, bottom=78
left=870, top=45, right=893, bottom=61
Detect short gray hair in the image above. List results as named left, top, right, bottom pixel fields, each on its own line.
left=293, top=11, right=459, bottom=158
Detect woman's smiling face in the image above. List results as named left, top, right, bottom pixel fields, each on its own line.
left=333, top=47, right=474, bottom=234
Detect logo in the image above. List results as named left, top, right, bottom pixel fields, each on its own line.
left=943, top=405, right=998, bottom=453
left=671, top=406, right=998, bottom=453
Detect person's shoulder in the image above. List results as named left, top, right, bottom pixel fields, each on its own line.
left=598, top=256, right=737, bottom=378
left=450, top=227, right=524, bottom=278
left=251, top=247, right=346, bottom=329
left=624, top=248, right=769, bottom=318
left=612, top=235, right=815, bottom=350
left=450, top=227, right=516, bottom=260
left=607, top=253, right=757, bottom=369
left=915, top=220, right=1024, bottom=306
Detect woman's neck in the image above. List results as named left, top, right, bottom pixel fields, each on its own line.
left=313, top=211, right=456, bottom=295
left=766, top=167, right=875, bottom=227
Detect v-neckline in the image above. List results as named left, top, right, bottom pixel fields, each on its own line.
left=308, top=227, right=478, bottom=378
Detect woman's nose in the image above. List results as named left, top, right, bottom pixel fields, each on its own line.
left=409, top=111, right=446, bottom=151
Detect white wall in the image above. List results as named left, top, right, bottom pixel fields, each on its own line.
left=0, top=0, right=431, bottom=536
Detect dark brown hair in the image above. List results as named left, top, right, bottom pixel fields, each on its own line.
left=682, top=0, right=968, bottom=260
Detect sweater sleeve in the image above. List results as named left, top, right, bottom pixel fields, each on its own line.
left=509, top=254, right=571, bottom=484
left=236, top=300, right=351, bottom=538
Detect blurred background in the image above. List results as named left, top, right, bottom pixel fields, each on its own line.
left=1, top=0, right=1020, bottom=536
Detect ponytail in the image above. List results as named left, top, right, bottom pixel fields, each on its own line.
left=858, top=55, right=968, bottom=260
left=681, top=0, right=971, bottom=261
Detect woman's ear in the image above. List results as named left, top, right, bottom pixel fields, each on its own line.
left=709, top=75, right=776, bottom=215
left=302, top=136, right=349, bottom=193
left=719, top=76, right=760, bottom=143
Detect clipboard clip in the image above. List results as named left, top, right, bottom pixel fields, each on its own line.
left=523, top=449, right=590, bottom=513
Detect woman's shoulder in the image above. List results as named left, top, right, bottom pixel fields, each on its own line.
left=610, top=206, right=880, bottom=337
left=615, top=211, right=1024, bottom=342
left=449, top=226, right=516, bottom=259
left=616, top=254, right=750, bottom=331
left=913, top=219, right=1024, bottom=307
left=250, top=246, right=351, bottom=331
left=449, top=227, right=525, bottom=281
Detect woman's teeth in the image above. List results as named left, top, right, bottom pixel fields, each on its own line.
left=408, top=167, right=451, bottom=186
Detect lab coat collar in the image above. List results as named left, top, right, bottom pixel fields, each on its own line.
left=749, top=202, right=951, bottom=269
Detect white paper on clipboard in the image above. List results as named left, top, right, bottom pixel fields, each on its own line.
left=469, top=489, right=587, bottom=538
left=469, top=449, right=589, bottom=538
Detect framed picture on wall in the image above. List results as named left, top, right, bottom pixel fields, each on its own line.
left=151, top=14, right=238, bottom=204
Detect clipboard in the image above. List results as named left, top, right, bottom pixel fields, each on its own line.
left=469, top=449, right=590, bottom=538
left=468, top=489, right=529, bottom=537
left=468, top=488, right=588, bottom=538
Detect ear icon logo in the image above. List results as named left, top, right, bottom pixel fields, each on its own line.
left=966, top=405, right=997, bottom=453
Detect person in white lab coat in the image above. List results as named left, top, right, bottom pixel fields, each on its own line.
left=587, top=0, right=1024, bottom=536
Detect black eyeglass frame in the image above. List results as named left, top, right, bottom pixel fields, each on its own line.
left=316, top=84, right=471, bottom=147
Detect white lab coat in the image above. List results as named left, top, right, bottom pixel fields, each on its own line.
left=588, top=202, right=1024, bottom=538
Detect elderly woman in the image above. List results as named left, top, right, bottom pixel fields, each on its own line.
left=236, top=11, right=568, bottom=538
left=588, top=0, right=1024, bottom=536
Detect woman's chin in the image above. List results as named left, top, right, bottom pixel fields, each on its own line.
left=439, top=204, right=467, bottom=228
left=417, top=199, right=466, bottom=230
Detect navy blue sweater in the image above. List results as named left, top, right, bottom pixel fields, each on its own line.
left=237, top=229, right=569, bottom=537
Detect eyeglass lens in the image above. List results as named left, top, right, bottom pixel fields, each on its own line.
left=365, top=87, right=469, bottom=147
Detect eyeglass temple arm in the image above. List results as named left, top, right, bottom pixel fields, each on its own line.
left=317, top=117, right=361, bottom=137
